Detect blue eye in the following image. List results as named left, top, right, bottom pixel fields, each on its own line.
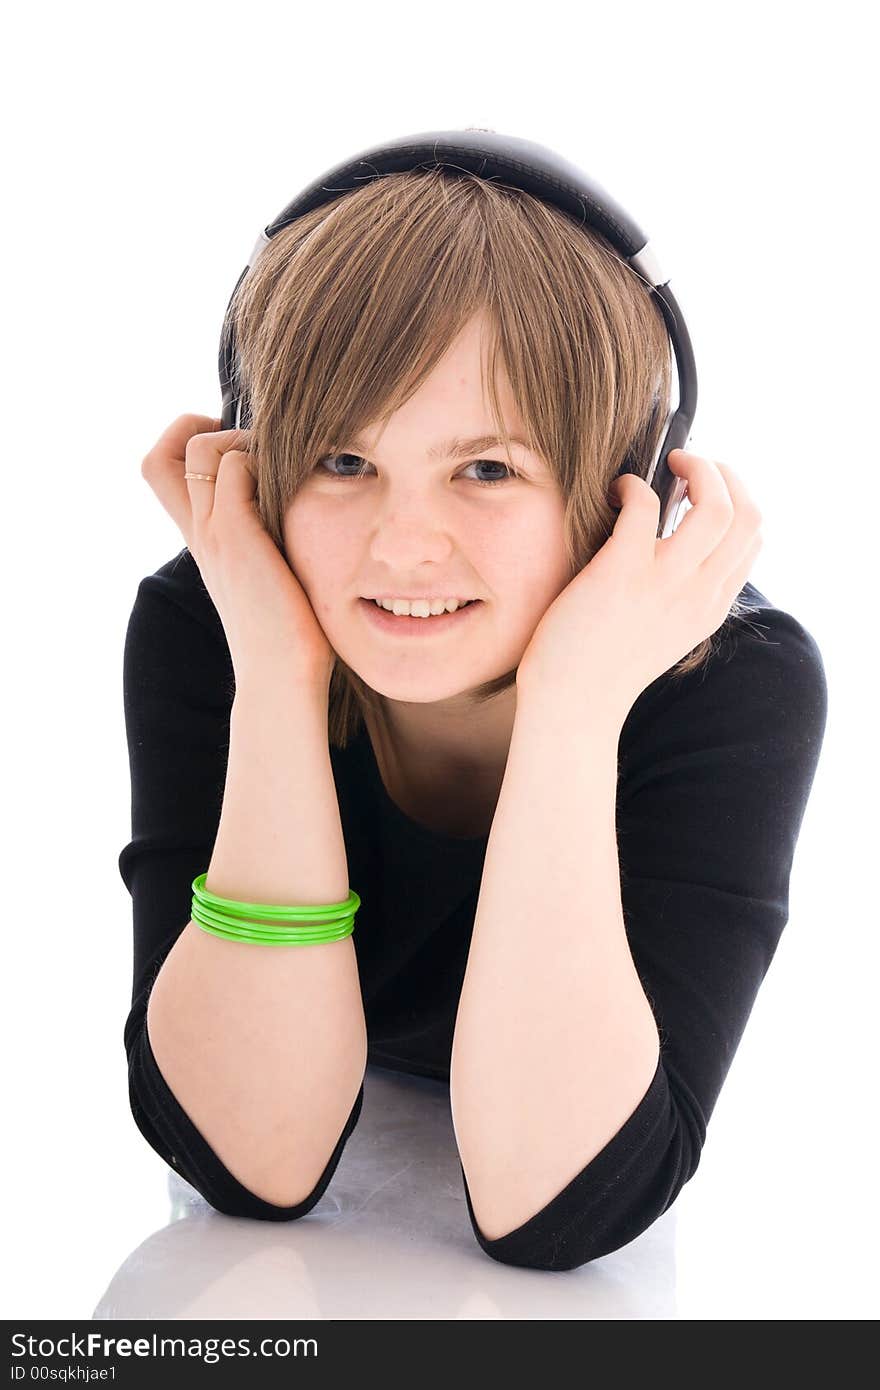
left=466, top=460, right=518, bottom=488
left=315, top=454, right=519, bottom=488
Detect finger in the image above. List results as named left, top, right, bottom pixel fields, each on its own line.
left=184, top=427, right=253, bottom=526
left=698, top=459, right=763, bottom=589
left=719, top=528, right=763, bottom=619
left=212, top=448, right=259, bottom=527
left=657, top=450, right=735, bottom=569
left=141, top=414, right=224, bottom=543
left=609, top=472, right=661, bottom=543
left=142, top=413, right=222, bottom=468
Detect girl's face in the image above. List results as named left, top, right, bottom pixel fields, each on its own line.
left=282, top=311, right=572, bottom=707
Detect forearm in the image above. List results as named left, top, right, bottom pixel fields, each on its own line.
left=449, top=686, right=660, bottom=1242
left=146, top=672, right=367, bottom=1208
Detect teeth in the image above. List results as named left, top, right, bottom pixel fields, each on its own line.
left=373, top=597, right=474, bottom=617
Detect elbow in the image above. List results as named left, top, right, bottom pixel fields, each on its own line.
left=127, top=1073, right=358, bottom=1223
left=464, top=1135, right=698, bottom=1272
left=126, top=1016, right=365, bottom=1222
left=174, top=1166, right=334, bottom=1224
left=462, top=1061, right=704, bottom=1272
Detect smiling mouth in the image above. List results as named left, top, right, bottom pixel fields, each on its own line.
left=358, top=597, right=484, bottom=633
left=366, top=598, right=478, bottom=614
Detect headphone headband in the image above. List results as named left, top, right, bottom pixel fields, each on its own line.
left=219, top=127, right=695, bottom=537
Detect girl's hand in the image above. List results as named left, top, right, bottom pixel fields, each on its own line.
left=515, top=450, right=763, bottom=717
left=141, top=414, right=335, bottom=690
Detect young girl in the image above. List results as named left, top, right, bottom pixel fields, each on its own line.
left=120, top=164, right=827, bottom=1271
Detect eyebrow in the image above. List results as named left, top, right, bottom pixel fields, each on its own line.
left=349, top=433, right=533, bottom=461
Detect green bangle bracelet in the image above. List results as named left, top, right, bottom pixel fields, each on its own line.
left=190, top=873, right=359, bottom=946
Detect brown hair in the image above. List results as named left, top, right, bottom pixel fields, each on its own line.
left=226, top=166, right=757, bottom=750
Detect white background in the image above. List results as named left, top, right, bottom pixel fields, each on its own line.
left=2, top=0, right=877, bottom=1322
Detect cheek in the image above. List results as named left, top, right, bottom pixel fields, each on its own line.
left=282, top=499, right=348, bottom=582
left=492, top=511, right=570, bottom=604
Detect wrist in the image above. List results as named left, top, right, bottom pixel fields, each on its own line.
left=232, top=666, right=331, bottom=717
left=514, top=673, right=630, bottom=738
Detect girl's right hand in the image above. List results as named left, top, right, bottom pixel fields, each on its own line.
left=141, top=413, right=335, bottom=690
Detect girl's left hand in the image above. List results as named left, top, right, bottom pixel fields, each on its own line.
left=515, top=450, right=764, bottom=717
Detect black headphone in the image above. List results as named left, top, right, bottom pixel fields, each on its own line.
left=218, top=127, right=696, bottom=540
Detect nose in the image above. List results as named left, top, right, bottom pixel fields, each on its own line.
left=368, top=499, right=460, bottom=566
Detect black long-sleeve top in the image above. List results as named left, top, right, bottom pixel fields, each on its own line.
left=118, top=546, right=828, bottom=1270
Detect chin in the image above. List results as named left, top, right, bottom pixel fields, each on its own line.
left=355, top=670, right=478, bottom=704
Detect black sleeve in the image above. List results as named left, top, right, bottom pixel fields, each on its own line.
left=460, top=603, right=828, bottom=1270
left=118, top=549, right=363, bottom=1220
